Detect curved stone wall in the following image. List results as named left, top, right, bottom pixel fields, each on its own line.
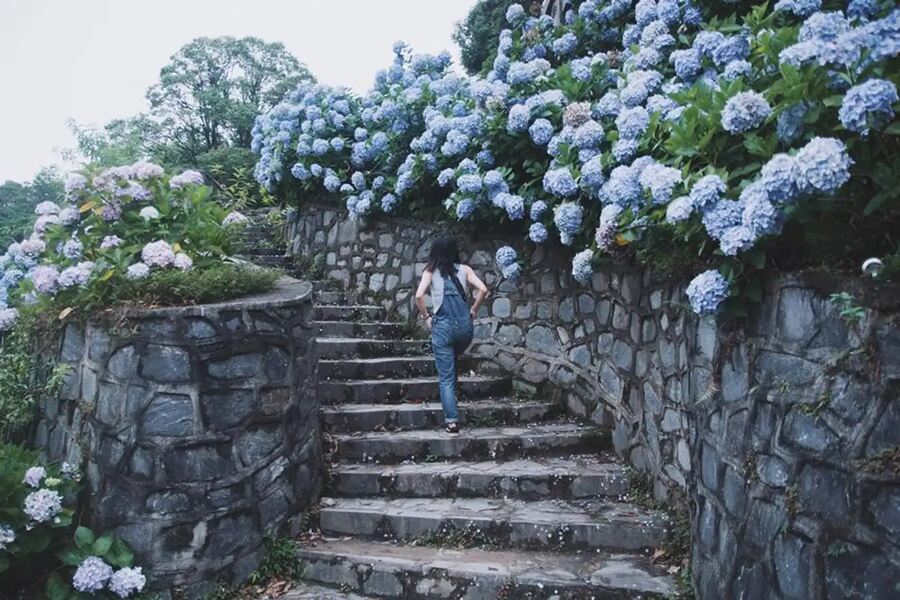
left=36, top=279, right=321, bottom=595
left=286, top=202, right=900, bottom=599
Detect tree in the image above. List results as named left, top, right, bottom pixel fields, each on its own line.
left=453, top=0, right=542, bottom=75
left=63, top=116, right=165, bottom=168
left=146, top=36, right=315, bottom=165
left=0, top=167, right=64, bottom=249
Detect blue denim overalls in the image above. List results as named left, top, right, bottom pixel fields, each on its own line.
left=431, top=266, right=474, bottom=423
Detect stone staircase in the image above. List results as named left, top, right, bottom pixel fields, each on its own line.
left=291, top=286, right=675, bottom=599
left=242, top=213, right=675, bottom=599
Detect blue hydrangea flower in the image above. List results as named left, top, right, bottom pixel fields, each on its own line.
left=505, top=194, right=525, bottom=220
left=666, top=195, right=694, bottom=224
left=634, top=48, right=663, bottom=69
left=496, top=245, right=518, bottom=268
left=600, top=165, right=643, bottom=207
left=686, top=269, right=730, bottom=315
left=635, top=0, right=659, bottom=26
left=438, top=168, right=455, bottom=187
left=722, top=60, right=752, bottom=81
left=580, top=156, right=606, bottom=191
left=639, top=163, right=683, bottom=204
left=712, top=35, right=751, bottom=68
left=719, top=225, right=756, bottom=256
left=573, top=120, right=604, bottom=149
left=721, top=91, right=772, bottom=133
left=612, top=139, right=638, bottom=163
left=760, top=154, right=800, bottom=203
left=529, top=222, right=548, bottom=243
left=543, top=167, right=579, bottom=197
left=777, top=102, right=809, bottom=143
left=847, top=0, right=878, bottom=20
left=381, top=193, right=397, bottom=212
left=742, top=186, right=783, bottom=237
left=572, top=249, right=594, bottom=283
left=530, top=200, right=548, bottom=220
left=616, top=106, right=650, bottom=139
left=773, top=0, right=822, bottom=18
left=507, top=104, right=531, bottom=133
left=838, top=78, right=898, bottom=136
left=456, top=198, right=476, bottom=220
left=554, top=202, right=583, bottom=243
left=795, top=137, right=852, bottom=194
left=552, top=32, right=578, bottom=57
left=529, top=119, right=555, bottom=146
left=457, top=174, right=483, bottom=194
left=351, top=171, right=366, bottom=190
left=702, top=198, right=743, bottom=239
left=594, top=92, right=622, bottom=118
left=800, top=11, right=850, bottom=42
left=501, top=262, right=522, bottom=280
left=323, top=174, right=341, bottom=192
left=506, top=3, right=526, bottom=26
left=671, top=49, right=702, bottom=81
left=693, top=31, right=725, bottom=58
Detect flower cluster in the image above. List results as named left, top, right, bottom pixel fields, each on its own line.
left=249, top=2, right=899, bottom=314
left=0, top=163, right=237, bottom=329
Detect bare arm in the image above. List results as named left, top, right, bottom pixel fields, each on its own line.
left=414, top=269, right=433, bottom=327
left=463, top=265, right=489, bottom=319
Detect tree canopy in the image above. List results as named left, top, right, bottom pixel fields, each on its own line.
left=146, top=36, right=315, bottom=166
left=0, top=168, right=64, bottom=249
left=453, top=0, right=540, bottom=74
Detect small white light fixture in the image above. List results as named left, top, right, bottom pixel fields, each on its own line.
left=862, top=257, right=884, bottom=278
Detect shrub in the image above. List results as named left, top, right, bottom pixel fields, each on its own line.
left=0, top=161, right=258, bottom=329
left=251, top=2, right=900, bottom=316
left=121, top=263, right=280, bottom=306
left=0, top=445, right=147, bottom=598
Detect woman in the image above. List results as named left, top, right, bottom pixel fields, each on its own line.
left=415, top=234, right=489, bottom=433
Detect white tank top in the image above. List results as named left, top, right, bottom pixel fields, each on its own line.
left=430, top=264, right=468, bottom=315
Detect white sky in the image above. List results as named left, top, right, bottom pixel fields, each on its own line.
left=0, top=0, right=477, bottom=183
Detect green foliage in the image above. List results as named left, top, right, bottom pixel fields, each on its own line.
left=147, top=37, right=315, bottom=164
left=200, top=147, right=273, bottom=208
left=122, top=263, right=280, bottom=307
left=453, top=0, right=539, bottom=75
left=0, top=168, right=65, bottom=249
left=246, top=536, right=301, bottom=585
left=828, top=292, right=866, bottom=325
left=0, top=446, right=144, bottom=597
left=63, top=117, right=164, bottom=169
left=0, top=311, right=69, bottom=442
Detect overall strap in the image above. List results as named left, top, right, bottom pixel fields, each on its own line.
left=449, top=266, right=468, bottom=303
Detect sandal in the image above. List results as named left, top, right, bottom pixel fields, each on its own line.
left=445, top=423, right=460, bottom=434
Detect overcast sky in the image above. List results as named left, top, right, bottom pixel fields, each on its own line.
left=0, top=0, right=477, bottom=183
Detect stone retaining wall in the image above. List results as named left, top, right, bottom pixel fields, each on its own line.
left=36, top=279, right=322, bottom=596
left=286, top=202, right=900, bottom=599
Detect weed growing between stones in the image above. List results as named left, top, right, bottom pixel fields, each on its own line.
left=202, top=537, right=304, bottom=600
left=829, top=292, right=866, bottom=326
left=292, top=252, right=326, bottom=281
left=626, top=470, right=693, bottom=596
left=412, top=523, right=504, bottom=550
left=854, top=446, right=900, bottom=475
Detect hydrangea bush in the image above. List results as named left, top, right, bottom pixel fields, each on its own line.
left=0, top=163, right=247, bottom=332
left=0, top=445, right=146, bottom=598
left=252, top=1, right=900, bottom=315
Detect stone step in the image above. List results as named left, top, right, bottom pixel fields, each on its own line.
left=318, top=497, right=667, bottom=552
left=250, top=254, right=292, bottom=267
left=322, top=399, right=560, bottom=432
left=296, top=539, right=674, bottom=599
left=315, top=336, right=428, bottom=358
left=315, top=290, right=346, bottom=305
left=245, top=246, right=284, bottom=256
left=315, top=305, right=387, bottom=321
left=318, top=375, right=511, bottom=405
left=330, top=423, right=608, bottom=462
left=279, top=581, right=373, bottom=599
left=329, top=456, right=629, bottom=500
left=320, top=356, right=478, bottom=380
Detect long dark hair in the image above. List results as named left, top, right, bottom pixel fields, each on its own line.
left=426, top=234, right=461, bottom=277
